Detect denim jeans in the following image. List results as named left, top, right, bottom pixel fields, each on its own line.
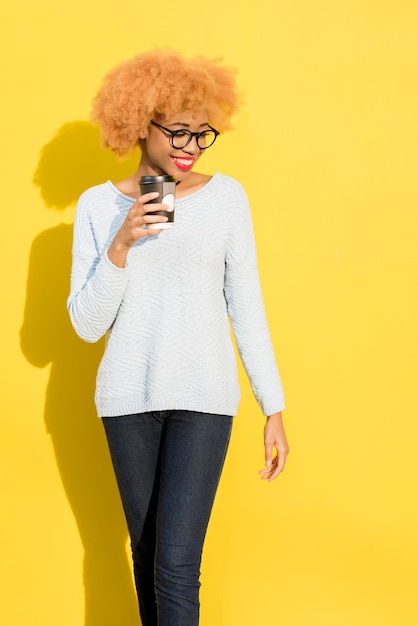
left=102, top=410, right=233, bottom=626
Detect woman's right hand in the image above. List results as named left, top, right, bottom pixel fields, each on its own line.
left=108, top=191, right=168, bottom=267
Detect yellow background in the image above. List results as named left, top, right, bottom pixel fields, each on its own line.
left=2, top=1, right=417, bottom=624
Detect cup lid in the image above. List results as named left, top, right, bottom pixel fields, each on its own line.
left=139, top=175, right=176, bottom=184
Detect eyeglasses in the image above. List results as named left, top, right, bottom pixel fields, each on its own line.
left=150, top=121, right=220, bottom=150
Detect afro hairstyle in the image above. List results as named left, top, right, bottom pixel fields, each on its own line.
left=90, top=49, right=240, bottom=157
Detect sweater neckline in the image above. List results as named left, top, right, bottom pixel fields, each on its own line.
left=106, top=172, right=221, bottom=205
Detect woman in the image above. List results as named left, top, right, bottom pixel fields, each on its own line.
left=67, top=49, right=289, bottom=626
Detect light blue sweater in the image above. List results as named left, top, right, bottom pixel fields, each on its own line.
left=67, top=173, right=285, bottom=418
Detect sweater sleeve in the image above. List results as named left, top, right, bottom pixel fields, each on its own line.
left=223, top=182, right=285, bottom=416
left=67, top=192, right=129, bottom=342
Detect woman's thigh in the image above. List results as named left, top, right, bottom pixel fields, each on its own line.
left=102, top=412, right=165, bottom=547
left=157, top=411, right=233, bottom=552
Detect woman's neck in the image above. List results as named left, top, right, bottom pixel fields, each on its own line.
left=114, top=169, right=212, bottom=199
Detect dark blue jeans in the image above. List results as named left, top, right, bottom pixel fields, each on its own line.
left=102, top=410, right=233, bottom=626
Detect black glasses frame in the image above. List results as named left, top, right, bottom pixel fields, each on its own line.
left=150, top=120, right=220, bottom=150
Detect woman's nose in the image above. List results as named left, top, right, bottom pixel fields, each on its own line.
left=182, top=136, right=200, bottom=154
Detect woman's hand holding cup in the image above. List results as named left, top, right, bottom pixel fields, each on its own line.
left=108, top=191, right=168, bottom=267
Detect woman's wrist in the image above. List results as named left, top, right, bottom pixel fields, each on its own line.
left=107, top=240, right=131, bottom=268
left=266, top=411, right=283, bottom=421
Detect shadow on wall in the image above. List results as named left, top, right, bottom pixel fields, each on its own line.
left=20, top=121, right=141, bottom=626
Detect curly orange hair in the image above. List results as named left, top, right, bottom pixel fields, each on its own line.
left=90, top=49, right=240, bottom=157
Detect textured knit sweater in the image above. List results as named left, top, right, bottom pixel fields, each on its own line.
left=67, top=172, right=285, bottom=418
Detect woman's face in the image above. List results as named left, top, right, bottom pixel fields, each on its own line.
left=139, top=109, right=210, bottom=181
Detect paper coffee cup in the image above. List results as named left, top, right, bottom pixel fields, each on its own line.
left=139, top=175, right=176, bottom=230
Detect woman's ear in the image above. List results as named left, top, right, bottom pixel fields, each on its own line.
left=138, top=123, right=149, bottom=141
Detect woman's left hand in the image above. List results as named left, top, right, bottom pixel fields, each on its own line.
left=259, top=412, right=290, bottom=482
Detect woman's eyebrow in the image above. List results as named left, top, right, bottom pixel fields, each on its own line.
left=168, top=121, right=210, bottom=128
